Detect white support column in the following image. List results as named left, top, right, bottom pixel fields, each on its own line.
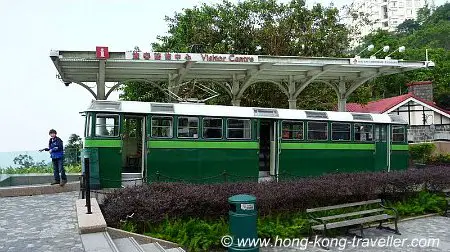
left=231, top=75, right=241, bottom=106
left=96, top=60, right=107, bottom=135
left=97, top=60, right=106, bottom=100
left=337, top=81, right=347, bottom=112
left=287, top=75, right=297, bottom=109
left=231, top=99, right=241, bottom=106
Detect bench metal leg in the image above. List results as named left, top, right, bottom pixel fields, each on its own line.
left=376, top=219, right=401, bottom=235
left=345, top=226, right=363, bottom=239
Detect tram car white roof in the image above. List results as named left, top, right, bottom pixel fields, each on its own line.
left=84, top=100, right=407, bottom=124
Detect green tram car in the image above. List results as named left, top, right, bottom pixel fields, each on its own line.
left=81, top=100, right=409, bottom=188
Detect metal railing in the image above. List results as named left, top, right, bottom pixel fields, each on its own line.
left=81, top=157, right=92, bottom=214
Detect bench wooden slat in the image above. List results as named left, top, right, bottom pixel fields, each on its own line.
left=307, top=199, right=381, bottom=213
left=318, top=208, right=385, bottom=221
left=312, top=214, right=394, bottom=230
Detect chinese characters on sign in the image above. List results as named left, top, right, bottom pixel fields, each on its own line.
left=125, top=51, right=258, bottom=62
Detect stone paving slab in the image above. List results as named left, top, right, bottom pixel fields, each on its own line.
left=0, top=192, right=84, bottom=252
left=260, top=216, right=450, bottom=252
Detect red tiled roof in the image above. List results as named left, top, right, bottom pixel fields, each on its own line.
left=345, top=93, right=450, bottom=115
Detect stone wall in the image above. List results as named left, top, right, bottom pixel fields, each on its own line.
left=407, top=81, right=433, bottom=101
left=407, top=124, right=450, bottom=142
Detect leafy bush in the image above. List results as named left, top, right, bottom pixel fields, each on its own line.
left=409, top=143, right=435, bottom=163
left=387, top=191, right=448, bottom=216
left=427, top=154, right=450, bottom=165
left=101, top=165, right=450, bottom=228
left=145, top=217, right=228, bottom=251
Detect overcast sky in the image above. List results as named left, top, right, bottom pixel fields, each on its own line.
left=0, top=0, right=446, bottom=152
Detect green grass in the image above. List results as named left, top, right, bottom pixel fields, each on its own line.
left=0, top=164, right=81, bottom=174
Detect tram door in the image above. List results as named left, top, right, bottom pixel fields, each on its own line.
left=258, top=120, right=280, bottom=181
left=121, top=115, right=146, bottom=186
left=374, top=124, right=390, bottom=171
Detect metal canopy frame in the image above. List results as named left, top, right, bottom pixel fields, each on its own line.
left=50, top=49, right=433, bottom=111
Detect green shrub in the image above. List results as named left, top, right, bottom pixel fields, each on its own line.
left=387, top=191, right=447, bottom=217
left=409, top=143, right=435, bottom=163
left=428, top=154, right=450, bottom=165
left=145, top=217, right=228, bottom=251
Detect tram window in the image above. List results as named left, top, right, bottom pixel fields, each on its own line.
left=381, top=126, right=387, bottom=142
left=203, top=117, right=222, bottom=139
left=354, top=124, right=374, bottom=142
left=227, top=119, right=251, bottom=139
left=95, top=114, right=119, bottom=137
left=331, top=123, right=350, bottom=141
left=178, top=117, right=199, bottom=138
left=152, top=116, right=173, bottom=138
left=307, top=121, right=328, bottom=140
left=282, top=121, right=303, bottom=140
left=392, top=125, right=405, bottom=142
left=85, top=114, right=93, bottom=137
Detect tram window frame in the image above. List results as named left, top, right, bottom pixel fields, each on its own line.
left=331, top=122, right=351, bottom=141
left=94, top=113, right=120, bottom=138
left=151, top=116, right=173, bottom=139
left=177, top=116, right=199, bottom=139
left=354, top=123, right=374, bottom=142
left=307, top=121, right=328, bottom=141
left=227, top=118, right=251, bottom=140
left=281, top=120, right=304, bottom=140
left=203, top=117, right=223, bottom=139
left=85, top=113, right=93, bottom=137
left=392, top=125, right=406, bottom=142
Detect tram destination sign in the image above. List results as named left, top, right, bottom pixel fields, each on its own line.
left=125, top=51, right=258, bottom=62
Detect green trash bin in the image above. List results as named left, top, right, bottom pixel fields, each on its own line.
left=228, top=194, right=258, bottom=252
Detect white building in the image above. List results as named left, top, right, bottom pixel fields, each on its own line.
left=344, top=0, right=430, bottom=43
left=346, top=81, right=450, bottom=142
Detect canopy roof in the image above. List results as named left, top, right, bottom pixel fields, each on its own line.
left=50, top=50, right=430, bottom=84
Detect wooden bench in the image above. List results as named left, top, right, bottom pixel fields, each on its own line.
left=307, top=199, right=400, bottom=238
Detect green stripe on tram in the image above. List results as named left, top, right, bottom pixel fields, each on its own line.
left=392, top=145, right=409, bottom=151
left=84, top=139, right=121, bottom=148
left=281, top=143, right=375, bottom=150
left=148, top=141, right=259, bottom=149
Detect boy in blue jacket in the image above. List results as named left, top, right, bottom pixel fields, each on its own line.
left=41, top=129, right=67, bottom=186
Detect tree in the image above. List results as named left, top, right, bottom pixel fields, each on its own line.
left=356, top=3, right=450, bottom=109
left=12, top=154, right=46, bottom=168
left=65, top=134, right=83, bottom=165
left=121, top=0, right=352, bottom=109
left=396, top=19, right=420, bottom=34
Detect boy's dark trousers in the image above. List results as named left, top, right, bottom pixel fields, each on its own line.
left=52, top=158, right=67, bottom=183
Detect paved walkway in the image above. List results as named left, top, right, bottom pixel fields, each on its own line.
left=261, top=215, right=450, bottom=251
left=0, top=191, right=84, bottom=252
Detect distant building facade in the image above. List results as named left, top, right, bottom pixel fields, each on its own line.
left=345, top=81, right=450, bottom=142
left=344, top=0, right=430, bottom=43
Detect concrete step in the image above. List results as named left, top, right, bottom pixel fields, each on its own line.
left=166, top=248, right=186, bottom=252
left=0, top=181, right=79, bottom=197
left=113, top=237, right=145, bottom=252
left=141, top=242, right=166, bottom=252
left=81, top=232, right=119, bottom=252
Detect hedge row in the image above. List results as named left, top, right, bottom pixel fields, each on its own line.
left=101, top=165, right=450, bottom=227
